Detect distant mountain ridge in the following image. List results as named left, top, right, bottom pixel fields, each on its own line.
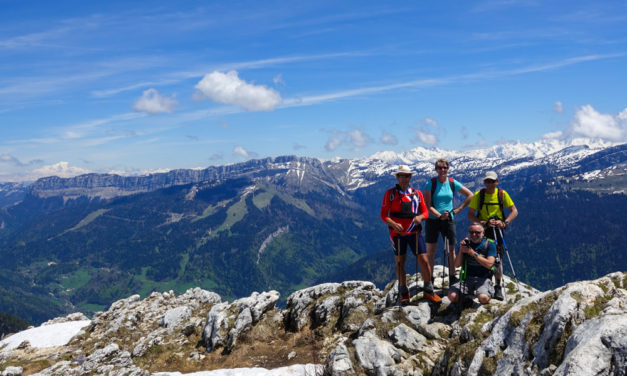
left=0, top=138, right=622, bottom=205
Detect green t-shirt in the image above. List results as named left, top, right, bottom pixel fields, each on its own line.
left=468, top=189, right=514, bottom=221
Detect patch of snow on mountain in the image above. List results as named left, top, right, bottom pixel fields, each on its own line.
left=0, top=320, right=91, bottom=351
left=579, top=170, right=603, bottom=180
left=153, top=364, right=324, bottom=376
left=242, top=185, right=257, bottom=197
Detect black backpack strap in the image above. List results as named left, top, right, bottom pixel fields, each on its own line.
left=497, top=189, right=504, bottom=220
left=448, top=177, right=456, bottom=193
left=477, top=188, right=486, bottom=217
left=477, top=188, right=506, bottom=220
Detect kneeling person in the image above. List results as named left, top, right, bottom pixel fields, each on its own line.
left=448, top=223, right=497, bottom=305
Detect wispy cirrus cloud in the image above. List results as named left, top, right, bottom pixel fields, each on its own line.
left=91, top=51, right=371, bottom=98
left=281, top=53, right=625, bottom=109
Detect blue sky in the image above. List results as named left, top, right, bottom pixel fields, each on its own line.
left=1, top=0, right=626, bottom=181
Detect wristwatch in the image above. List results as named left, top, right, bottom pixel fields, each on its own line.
left=473, top=252, right=479, bottom=258
left=504, top=220, right=510, bottom=227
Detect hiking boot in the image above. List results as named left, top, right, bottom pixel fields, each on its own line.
left=399, top=285, right=410, bottom=306
left=423, top=282, right=442, bottom=303
left=424, top=291, right=442, bottom=303
left=493, top=285, right=504, bottom=301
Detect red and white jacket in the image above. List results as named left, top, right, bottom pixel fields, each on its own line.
left=380, top=185, right=428, bottom=236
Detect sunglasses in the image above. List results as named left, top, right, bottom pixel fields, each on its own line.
left=484, top=179, right=496, bottom=183
left=469, top=230, right=483, bottom=235
left=436, top=166, right=448, bottom=170
left=397, top=174, right=412, bottom=178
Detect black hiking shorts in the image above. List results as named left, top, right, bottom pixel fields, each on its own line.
left=425, top=218, right=456, bottom=245
left=391, top=233, right=427, bottom=257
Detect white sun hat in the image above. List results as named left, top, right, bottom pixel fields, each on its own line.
left=392, top=164, right=415, bottom=176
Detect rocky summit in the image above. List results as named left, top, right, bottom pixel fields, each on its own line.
left=1, top=270, right=625, bottom=376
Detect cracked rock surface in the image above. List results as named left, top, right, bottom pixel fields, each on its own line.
left=1, top=272, right=625, bottom=376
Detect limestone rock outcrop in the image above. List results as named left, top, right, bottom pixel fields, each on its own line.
left=0, top=272, right=625, bottom=376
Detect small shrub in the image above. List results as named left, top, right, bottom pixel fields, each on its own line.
left=479, top=355, right=497, bottom=376
left=583, top=295, right=610, bottom=320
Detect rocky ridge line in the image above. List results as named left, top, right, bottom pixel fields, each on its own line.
left=0, top=271, right=625, bottom=376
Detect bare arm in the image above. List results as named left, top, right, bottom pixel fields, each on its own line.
left=505, top=204, right=518, bottom=223
left=467, top=208, right=483, bottom=225
left=459, top=243, right=495, bottom=269
left=453, top=186, right=473, bottom=215
left=496, top=204, right=519, bottom=229
left=454, top=240, right=466, bottom=268
left=424, top=189, right=442, bottom=218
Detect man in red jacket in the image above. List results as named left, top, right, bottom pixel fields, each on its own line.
left=381, top=165, right=442, bottom=305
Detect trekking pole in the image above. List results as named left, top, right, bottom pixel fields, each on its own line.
left=415, top=232, right=419, bottom=301
left=442, top=234, right=447, bottom=289
left=458, top=259, right=467, bottom=311
left=397, top=236, right=402, bottom=308
left=492, top=225, right=502, bottom=274
left=498, top=228, right=518, bottom=283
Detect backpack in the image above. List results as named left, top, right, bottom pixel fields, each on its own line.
left=389, top=185, right=420, bottom=218
left=429, top=177, right=456, bottom=208
left=477, top=188, right=504, bottom=220
left=460, top=238, right=496, bottom=281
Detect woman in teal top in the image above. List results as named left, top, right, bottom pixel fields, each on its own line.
left=423, top=158, right=472, bottom=285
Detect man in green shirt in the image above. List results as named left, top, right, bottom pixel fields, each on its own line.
left=467, top=171, right=518, bottom=300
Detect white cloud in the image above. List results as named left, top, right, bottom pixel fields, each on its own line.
left=348, top=129, right=371, bottom=148
left=380, top=131, right=398, bottom=145
left=232, top=146, right=257, bottom=158
left=324, top=128, right=373, bottom=152
left=412, top=118, right=441, bottom=146
left=554, top=101, right=564, bottom=113
left=325, top=136, right=343, bottom=151
left=233, top=146, right=249, bottom=157
left=195, top=71, right=282, bottom=111
left=424, top=117, right=439, bottom=128
left=416, top=130, right=438, bottom=146
left=133, top=88, right=178, bottom=114
left=571, top=105, right=626, bottom=141
left=542, top=130, right=563, bottom=139
left=32, top=162, right=90, bottom=179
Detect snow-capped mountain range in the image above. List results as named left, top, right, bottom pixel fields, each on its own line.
left=340, top=137, right=624, bottom=191
left=0, top=137, right=624, bottom=206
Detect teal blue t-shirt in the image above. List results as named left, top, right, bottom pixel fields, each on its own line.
left=423, top=178, right=463, bottom=219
